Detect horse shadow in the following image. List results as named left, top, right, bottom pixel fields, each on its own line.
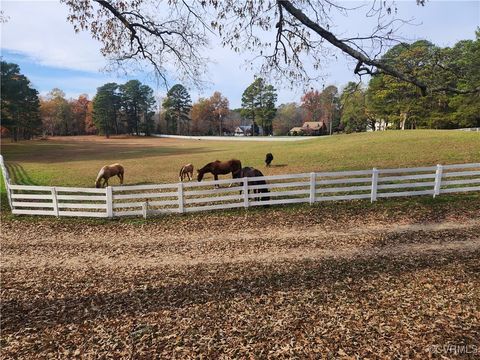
left=267, top=164, right=288, bottom=168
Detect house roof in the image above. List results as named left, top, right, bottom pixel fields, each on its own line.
left=302, top=121, right=324, bottom=130
left=289, top=127, right=304, bottom=133
left=235, top=125, right=264, bottom=131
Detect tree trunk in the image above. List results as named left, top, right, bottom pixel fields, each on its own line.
left=113, top=106, right=119, bottom=135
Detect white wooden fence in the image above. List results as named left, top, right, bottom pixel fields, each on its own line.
left=1, top=155, right=479, bottom=218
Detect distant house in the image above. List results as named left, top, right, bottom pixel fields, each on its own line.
left=288, top=127, right=305, bottom=136
left=289, top=121, right=327, bottom=136
left=366, top=119, right=389, bottom=132
left=234, top=125, right=264, bottom=136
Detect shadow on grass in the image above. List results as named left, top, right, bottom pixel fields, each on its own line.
left=2, top=249, right=479, bottom=333
left=6, top=163, right=39, bottom=186
left=2, top=143, right=217, bottom=164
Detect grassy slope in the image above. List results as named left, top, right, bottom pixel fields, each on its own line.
left=1, top=130, right=479, bottom=188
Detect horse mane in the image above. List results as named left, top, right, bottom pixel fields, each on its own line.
left=198, top=162, right=215, bottom=173
left=95, top=167, right=105, bottom=186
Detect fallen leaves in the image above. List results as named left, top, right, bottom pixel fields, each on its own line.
left=1, top=203, right=479, bottom=358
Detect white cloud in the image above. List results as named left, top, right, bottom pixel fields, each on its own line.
left=1, top=0, right=106, bottom=72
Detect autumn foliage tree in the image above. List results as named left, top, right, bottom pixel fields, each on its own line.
left=301, top=90, right=322, bottom=123
left=84, top=101, right=97, bottom=134
left=70, top=95, right=91, bottom=135
left=40, top=88, right=73, bottom=136
left=190, top=98, right=214, bottom=135
left=189, top=91, right=230, bottom=135
left=273, top=103, right=306, bottom=136
left=210, top=91, right=229, bottom=135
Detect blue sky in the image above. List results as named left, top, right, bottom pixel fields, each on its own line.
left=1, top=1, right=479, bottom=108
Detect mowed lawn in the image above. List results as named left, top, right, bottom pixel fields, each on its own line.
left=1, top=130, right=479, bottom=189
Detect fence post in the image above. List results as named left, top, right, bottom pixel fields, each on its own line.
left=51, top=187, right=59, bottom=217
left=309, top=172, right=316, bottom=205
left=371, top=168, right=379, bottom=203
left=178, top=182, right=185, bottom=214
left=106, top=186, right=113, bottom=218
left=142, top=200, right=149, bottom=219
left=0, top=155, right=13, bottom=210
left=243, top=177, right=249, bottom=208
left=433, top=164, right=443, bottom=198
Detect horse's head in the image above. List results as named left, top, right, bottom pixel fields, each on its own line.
left=95, top=180, right=102, bottom=188
left=197, top=169, right=204, bottom=182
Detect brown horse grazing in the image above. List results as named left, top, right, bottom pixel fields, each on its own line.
left=95, top=163, right=124, bottom=188
left=241, top=167, right=270, bottom=205
left=197, top=159, right=242, bottom=183
left=179, top=163, right=194, bottom=182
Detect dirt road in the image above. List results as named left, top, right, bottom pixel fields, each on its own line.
left=1, top=204, right=479, bottom=358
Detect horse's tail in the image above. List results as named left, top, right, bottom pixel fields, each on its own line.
left=118, top=165, right=124, bottom=185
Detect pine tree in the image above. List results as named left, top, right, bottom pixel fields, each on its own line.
left=1, top=61, right=41, bottom=141
left=162, top=84, right=192, bottom=135
left=241, top=78, right=277, bottom=135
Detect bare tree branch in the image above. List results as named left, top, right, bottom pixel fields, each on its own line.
left=277, top=0, right=430, bottom=95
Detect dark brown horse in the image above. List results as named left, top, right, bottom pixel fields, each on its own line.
left=241, top=167, right=270, bottom=204
left=197, top=159, right=242, bottom=182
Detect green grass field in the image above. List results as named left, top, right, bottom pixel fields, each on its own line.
left=1, top=130, right=479, bottom=189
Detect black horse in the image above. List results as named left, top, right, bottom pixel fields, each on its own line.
left=265, top=153, right=274, bottom=167
left=241, top=167, right=270, bottom=205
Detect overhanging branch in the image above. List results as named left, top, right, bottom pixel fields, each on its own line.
left=278, top=0, right=429, bottom=95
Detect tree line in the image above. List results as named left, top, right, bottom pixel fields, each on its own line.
left=1, top=63, right=158, bottom=141
left=160, top=78, right=279, bottom=136
left=38, top=79, right=158, bottom=139
left=340, top=34, right=480, bottom=132
left=92, top=81, right=156, bottom=138
left=1, top=32, right=478, bottom=141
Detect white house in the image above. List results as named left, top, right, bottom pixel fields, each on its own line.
left=234, top=125, right=264, bottom=136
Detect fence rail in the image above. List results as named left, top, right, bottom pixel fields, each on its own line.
left=1, top=155, right=479, bottom=219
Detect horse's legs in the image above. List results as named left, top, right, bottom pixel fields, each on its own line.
left=229, top=171, right=238, bottom=188
left=118, top=173, right=124, bottom=185
left=214, top=174, right=220, bottom=189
